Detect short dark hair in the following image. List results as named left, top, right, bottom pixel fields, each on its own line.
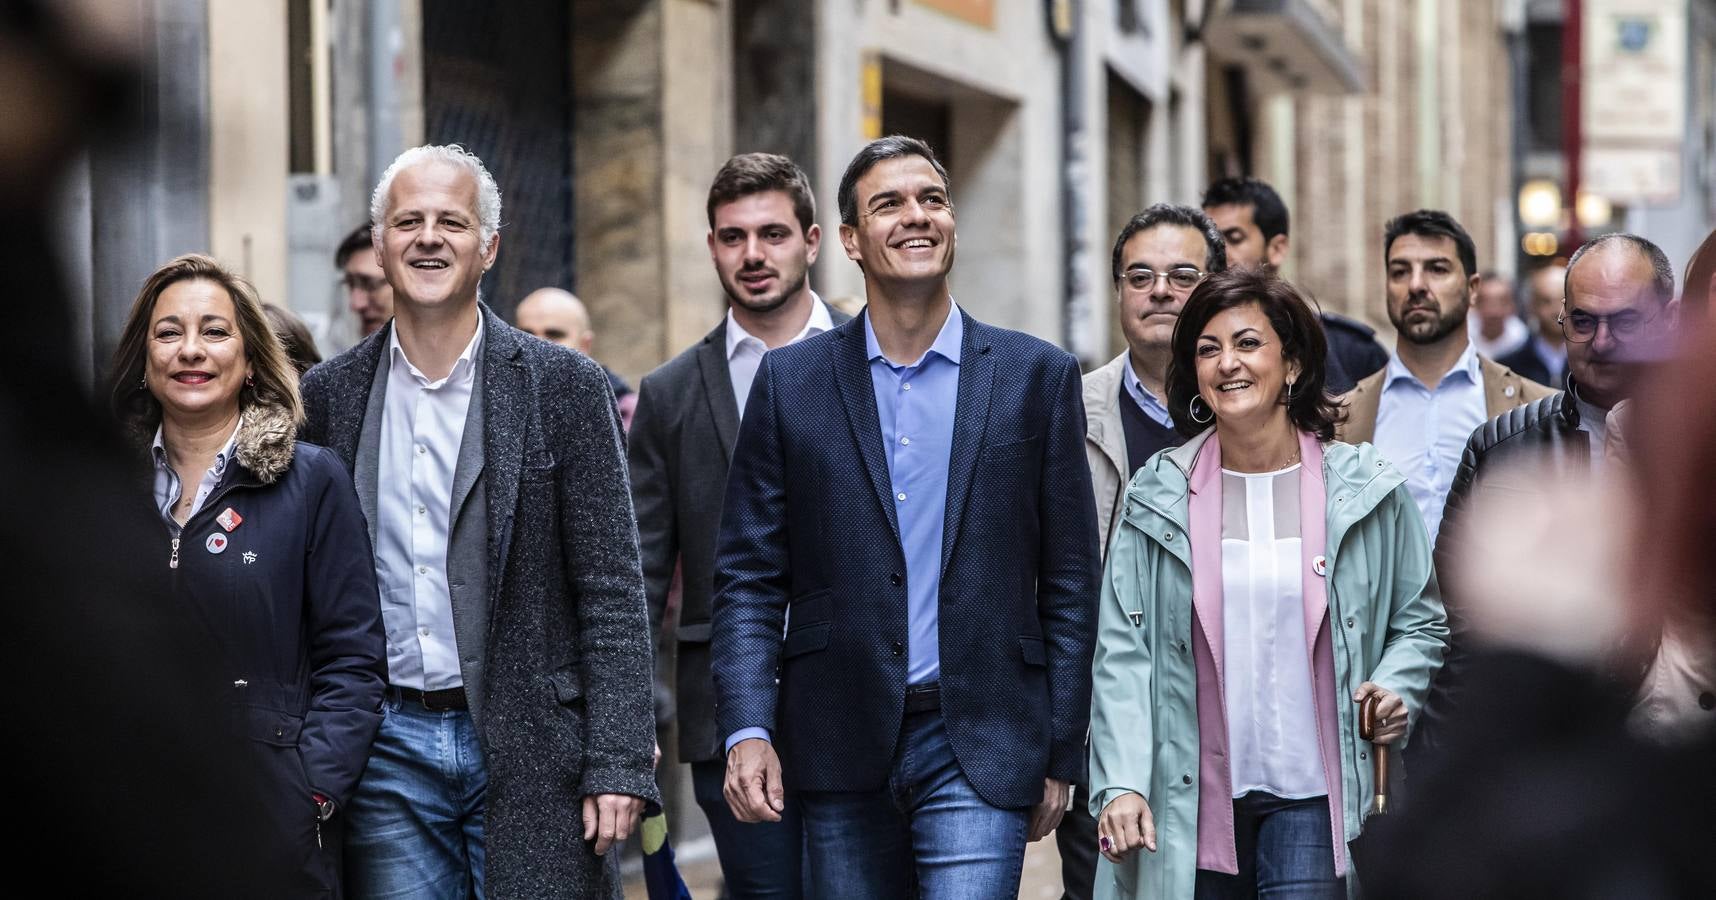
left=263, top=303, right=322, bottom=376
left=1383, top=209, right=1478, bottom=279
left=1111, top=204, right=1228, bottom=283
left=1202, top=177, right=1289, bottom=242
left=837, top=135, right=951, bottom=227
left=1564, top=233, right=1676, bottom=304
left=706, top=152, right=817, bottom=234
left=334, top=224, right=373, bottom=268
left=1165, top=268, right=1344, bottom=440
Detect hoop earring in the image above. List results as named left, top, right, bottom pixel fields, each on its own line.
left=1189, top=395, right=1214, bottom=425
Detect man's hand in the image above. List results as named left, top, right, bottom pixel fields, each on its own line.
left=1354, top=681, right=1409, bottom=745
left=1027, top=777, right=1070, bottom=842
left=581, top=793, right=645, bottom=855
left=724, top=738, right=785, bottom=823
left=1096, top=791, right=1157, bottom=863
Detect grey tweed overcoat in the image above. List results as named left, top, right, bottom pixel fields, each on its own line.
left=300, top=304, right=659, bottom=899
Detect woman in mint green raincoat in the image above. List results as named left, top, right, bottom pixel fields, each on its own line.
left=1088, top=270, right=1447, bottom=899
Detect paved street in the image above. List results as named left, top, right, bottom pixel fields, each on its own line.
left=625, top=834, right=1069, bottom=899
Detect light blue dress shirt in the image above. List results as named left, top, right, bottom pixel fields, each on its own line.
left=724, top=304, right=964, bottom=754
left=1371, top=342, right=1487, bottom=543
left=1121, top=354, right=1174, bottom=428
left=867, top=303, right=963, bottom=686
left=150, top=423, right=240, bottom=531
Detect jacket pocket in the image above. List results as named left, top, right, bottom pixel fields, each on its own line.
left=548, top=667, right=584, bottom=705
left=783, top=621, right=832, bottom=659
left=241, top=705, right=306, bottom=748
left=983, top=435, right=1040, bottom=462
left=1019, top=635, right=1047, bottom=667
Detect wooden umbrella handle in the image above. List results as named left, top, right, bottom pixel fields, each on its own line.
left=1357, top=694, right=1389, bottom=815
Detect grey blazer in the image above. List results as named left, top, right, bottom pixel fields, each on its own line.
left=628, top=309, right=850, bottom=763
left=300, top=304, right=659, bottom=900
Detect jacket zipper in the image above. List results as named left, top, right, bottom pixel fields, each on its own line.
left=169, top=537, right=180, bottom=569
left=164, top=481, right=248, bottom=571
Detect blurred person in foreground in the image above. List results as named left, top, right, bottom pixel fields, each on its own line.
left=1420, top=234, right=1680, bottom=767
left=1359, top=319, right=1716, bottom=898
left=630, top=152, right=848, bottom=898
left=300, top=144, right=658, bottom=899
left=515, top=286, right=637, bottom=431
left=1063, top=202, right=1226, bottom=900
left=1091, top=269, right=1447, bottom=899
left=264, top=302, right=323, bottom=377
left=5, top=1, right=280, bottom=893
left=1202, top=176, right=1387, bottom=392
left=109, top=254, right=387, bottom=895
left=1466, top=271, right=1529, bottom=360
left=337, top=223, right=394, bottom=338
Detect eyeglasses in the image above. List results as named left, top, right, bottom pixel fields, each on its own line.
left=342, top=273, right=387, bottom=293
left=1557, top=308, right=1658, bottom=343
left=1121, top=267, right=1205, bottom=293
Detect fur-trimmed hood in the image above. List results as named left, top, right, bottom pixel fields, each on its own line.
left=232, top=401, right=297, bottom=484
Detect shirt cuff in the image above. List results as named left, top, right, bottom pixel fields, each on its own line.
left=724, top=727, right=771, bottom=754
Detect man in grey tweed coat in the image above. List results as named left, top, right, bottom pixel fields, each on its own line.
left=301, top=144, right=659, bottom=899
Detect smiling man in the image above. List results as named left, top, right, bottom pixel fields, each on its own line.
left=710, top=135, right=1100, bottom=898
left=627, top=152, right=846, bottom=898
left=299, top=144, right=658, bottom=899
left=1336, top=210, right=1551, bottom=543
left=1060, top=203, right=1226, bottom=899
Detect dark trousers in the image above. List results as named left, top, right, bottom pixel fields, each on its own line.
left=1055, top=780, right=1098, bottom=900
left=690, top=759, right=805, bottom=899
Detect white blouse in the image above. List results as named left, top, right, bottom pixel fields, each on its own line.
left=1220, top=464, right=1327, bottom=800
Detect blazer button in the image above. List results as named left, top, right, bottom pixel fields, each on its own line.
left=891, top=641, right=904, bottom=656
left=1346, top=617, right=1356, bottom=628
left=889, top=572, right=903, bottom=586
left=1182, top=774, right=1192, bottom=785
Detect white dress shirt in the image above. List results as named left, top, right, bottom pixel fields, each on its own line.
left=1373, top=343, right=1487, bottom=543
left=374, top=323, right=483, bottom=691
left=1221, top=465, right=1326, bottom=800
left=726, top=293, right=835, bottom=418
left=150, top=422, right=240, bottom=529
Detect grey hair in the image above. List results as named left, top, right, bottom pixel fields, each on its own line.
left=1565, top=233, right=1675, bottom=304
left=369, top=144, right=503, bottom=248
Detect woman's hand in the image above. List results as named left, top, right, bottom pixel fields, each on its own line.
left=1353, top=681, right=1408, bottom=744
left=1096, top=791, right=1156, bottom=863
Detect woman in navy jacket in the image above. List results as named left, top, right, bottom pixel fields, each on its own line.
left=109, top=254, right=386, bottom=898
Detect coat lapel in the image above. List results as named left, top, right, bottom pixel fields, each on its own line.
left=831, top=313, right=900, bottom=545
left=1297, top=432, right=1329, bottom=646
left=323, top=326, right=387, bottom=471
left=696, top=322, right=741, bottom=462
left=939, top=310, right=993, bottom=577
left=1186, top=431, right=1225, bottom=679
left=477, top=306, right=528, bottom=591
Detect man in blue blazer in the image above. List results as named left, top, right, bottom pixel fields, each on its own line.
left=711, top=135, right=1100, bottom=897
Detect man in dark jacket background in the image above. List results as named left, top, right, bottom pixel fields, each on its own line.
left=300, top=144, right=659, bottom=899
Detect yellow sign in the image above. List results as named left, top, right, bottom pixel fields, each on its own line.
left=914, top=0, right=995, bottom=29
left=861, top=51, right=883, bottom=141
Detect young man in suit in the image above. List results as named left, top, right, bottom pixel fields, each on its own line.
left=299, top=144, right=658, bottom=899
left=711, top=135, right=1100, bottom=897
left=628, top=152, right=845, bottom=897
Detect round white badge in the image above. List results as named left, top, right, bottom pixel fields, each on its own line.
left=206, top=532, right=229, bottom=555
left=1312, top=555, right=1328, bottom=577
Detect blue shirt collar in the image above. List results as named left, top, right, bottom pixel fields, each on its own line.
left=864, top=301, right=964, bottom=368
left=1383, top=339, right=1481, bottom=391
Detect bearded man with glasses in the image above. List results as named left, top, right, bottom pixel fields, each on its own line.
left=1414, top=232, right=1680, bottom=772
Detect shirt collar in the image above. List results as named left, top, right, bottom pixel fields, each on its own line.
left=389, top=317, right=484, bottom=386
left=1383, top=340, right=1481, bottom=391
left=864, top=301, right=964, bottom=368
left=1121, top=354, right=1171, bottom=417
left=725, top=293, right=835, bottom=360
left=150, top=419, right=242, bottom=475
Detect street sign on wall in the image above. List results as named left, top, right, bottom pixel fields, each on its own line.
left=1582, top=0, right=1687, bottom=203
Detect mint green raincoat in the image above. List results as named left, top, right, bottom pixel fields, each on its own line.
left=1089, top=431, right=1448, bottom=898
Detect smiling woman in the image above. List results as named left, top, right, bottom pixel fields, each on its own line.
left=105, top=253, right=387, bottom=896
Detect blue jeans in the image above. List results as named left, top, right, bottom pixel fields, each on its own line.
left=799, top=710, right=1028, bottom=899
left=691, top=760, right=805, bottom=898
left=344, top=693, right=487, bottom=899
left=1194, top=792, right=1344, bottom=900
